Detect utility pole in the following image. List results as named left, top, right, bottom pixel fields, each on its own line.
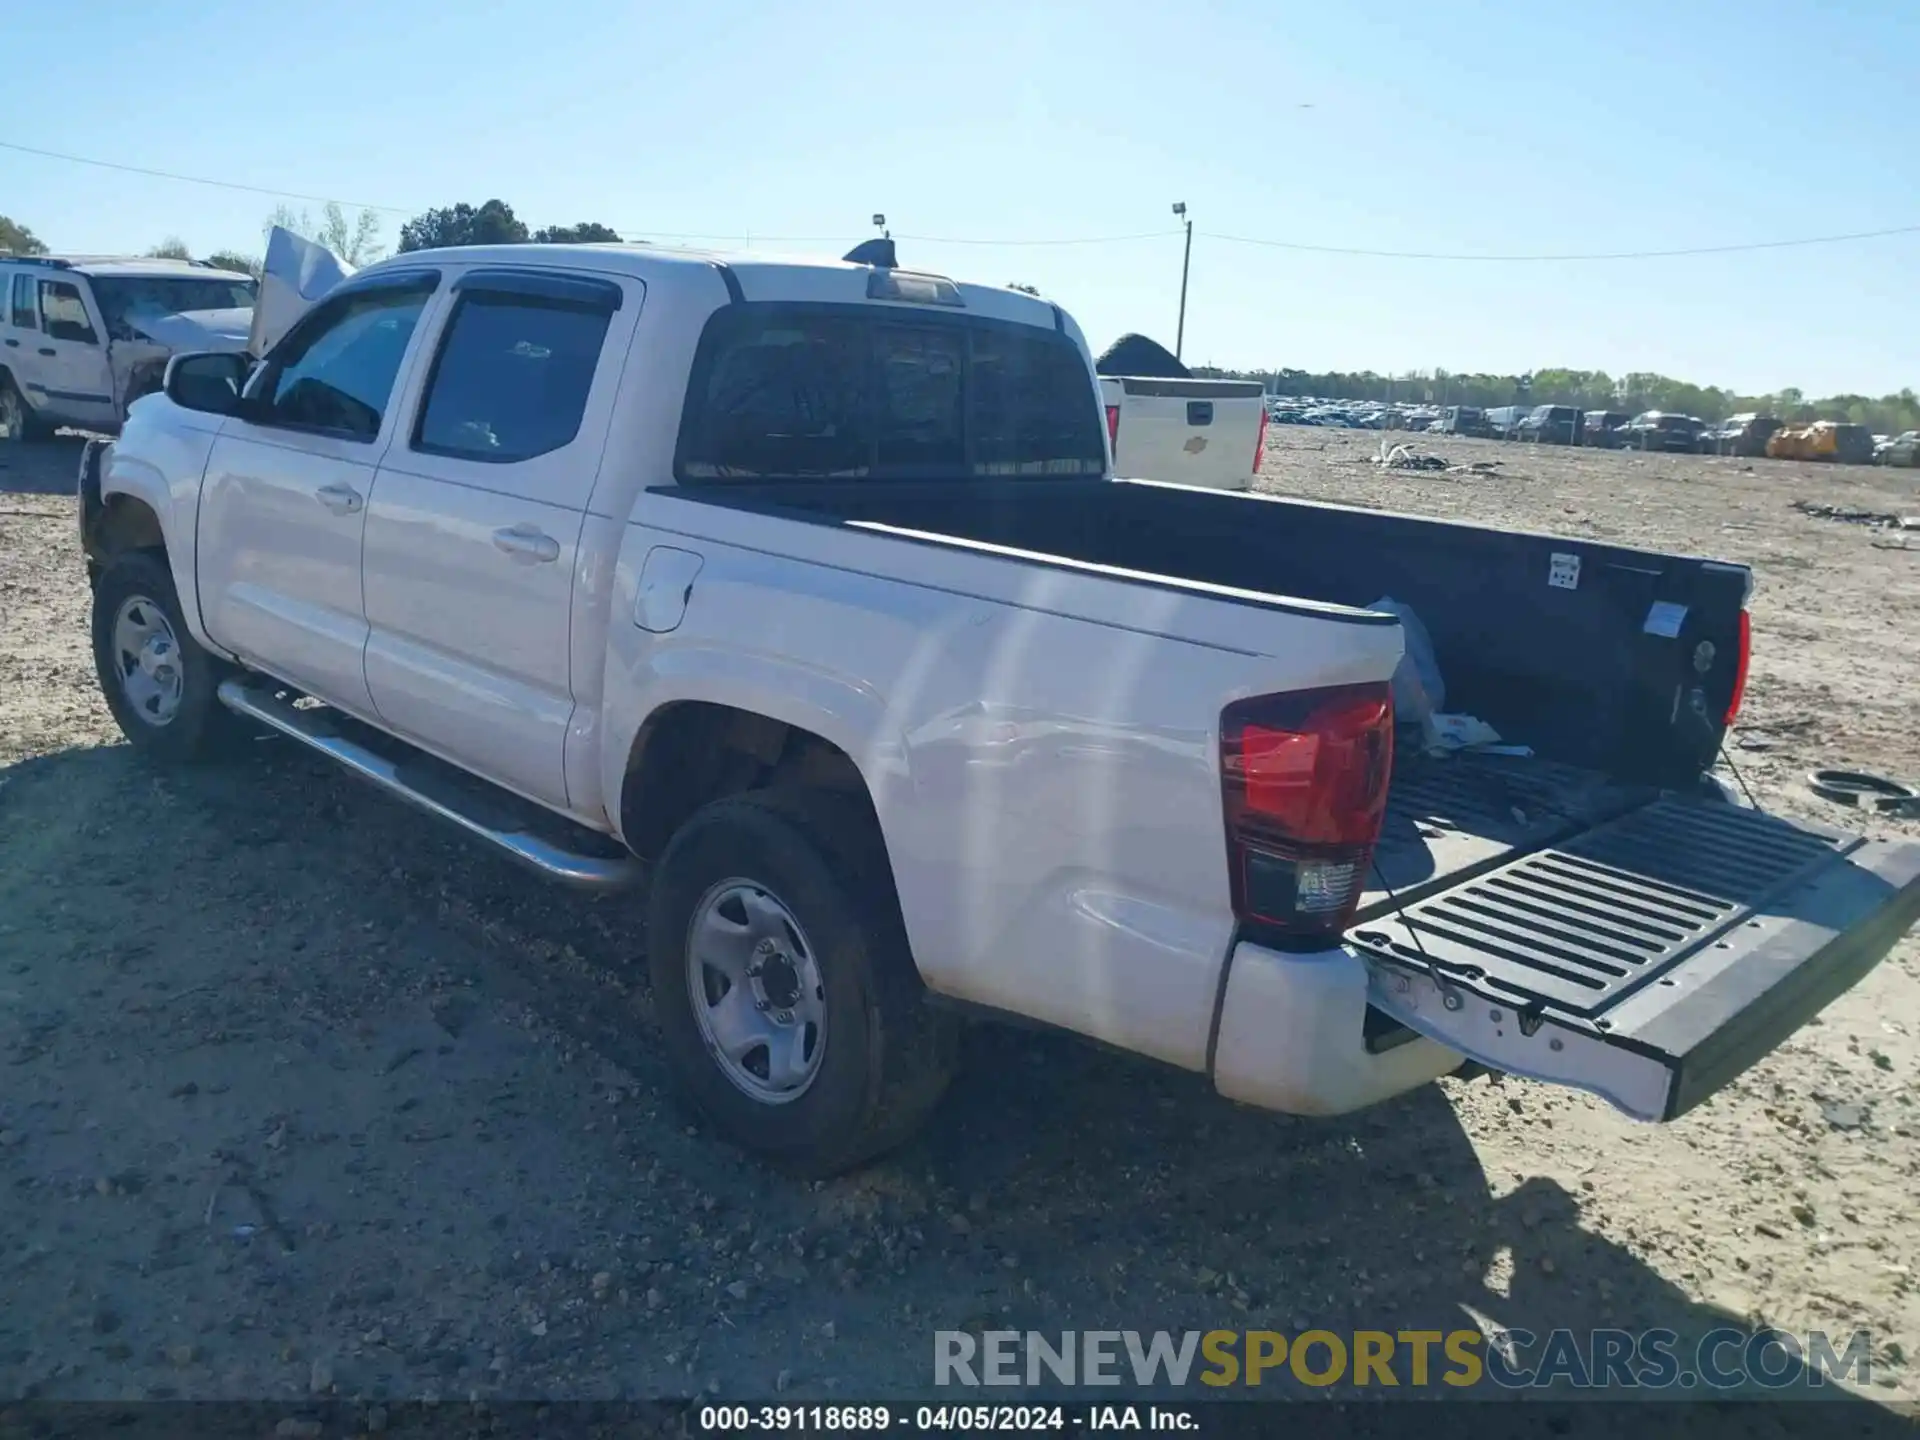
left=1172, top=202, right=1192, bottom=360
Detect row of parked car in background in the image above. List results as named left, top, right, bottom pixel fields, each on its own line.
left=1267, top=396, right=1917, bottom=466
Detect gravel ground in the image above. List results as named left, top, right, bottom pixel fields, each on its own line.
left=0, top=430, right=1916, bottom=1414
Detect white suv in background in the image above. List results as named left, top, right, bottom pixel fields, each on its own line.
left=0, top=255, right=256, bottom=442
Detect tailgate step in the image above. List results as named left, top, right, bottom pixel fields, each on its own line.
left=1356, top=798, right=1845, bottom=1014
left=1354, top=797, right=1920, bottom=1120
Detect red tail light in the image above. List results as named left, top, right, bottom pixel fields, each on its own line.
left=1105, top=404, right=1121, bottom=460
left=1725, top=609, right=1751, bottom=725
left=1253, top=405, right=1268, bottom=476
left=1221, top=683, right=1394, bottom=947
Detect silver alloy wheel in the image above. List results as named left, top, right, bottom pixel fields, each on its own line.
left=111, top=594, right=186, bottom=726
left=686, top=878, right=828, bottom=1104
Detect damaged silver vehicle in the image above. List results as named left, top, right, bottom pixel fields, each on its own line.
left=0, top=255, right=255, bottom=441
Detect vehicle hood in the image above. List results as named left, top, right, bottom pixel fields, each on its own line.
left=247, top=225, right=355, bottom=357
left=125, top=307, right=254, bottom=353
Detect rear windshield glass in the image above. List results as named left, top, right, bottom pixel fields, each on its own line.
left=676, top=303, right=1105, bottom=482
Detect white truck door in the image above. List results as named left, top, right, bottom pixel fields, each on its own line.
left=29, top=278, right=118, bottom=431
left=360, top=266, right=640, bottom=810
left=195, top=272, right=440, bottom=714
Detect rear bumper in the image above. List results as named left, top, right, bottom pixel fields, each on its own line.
left=1210, top=941, right=1464, bottom=1115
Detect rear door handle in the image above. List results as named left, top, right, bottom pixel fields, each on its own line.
left=493, top=525, right=560, bottom=564
left=3, top=338, right=17, bottom=348
left=38, top=348, right=56, bottom=358
left=315, top=482, right=363, bottom=516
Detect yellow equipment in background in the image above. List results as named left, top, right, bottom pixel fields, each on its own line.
left=1768, top=422, right=1839, bottom=460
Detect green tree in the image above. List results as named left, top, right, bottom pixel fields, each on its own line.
left=265, top=202, right=385, bottom=266
left=532, top=221, right=624, bottom=244
left=397, top=200, right=528, bottom=253
left=0, top=214, right=47, bottom=255
left=146, top=236, right=194, bottom=260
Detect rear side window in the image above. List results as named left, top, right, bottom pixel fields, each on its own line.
left=9, top=275, right=36, bottom=329
left=677, top=304, right=1104, bottom=482
left=414, top=287, right=614, bottom=463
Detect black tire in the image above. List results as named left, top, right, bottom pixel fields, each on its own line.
left=0, top=373, right=54, bottom=444
left=647, top=788, right=958, bottom=1176
left=91, top=550, right=239, bottom=763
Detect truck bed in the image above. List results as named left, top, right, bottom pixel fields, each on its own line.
left=665, top=475, right=1751, bottom=788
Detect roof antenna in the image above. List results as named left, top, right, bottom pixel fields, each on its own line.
left=844, top=212, right=896, bottom=269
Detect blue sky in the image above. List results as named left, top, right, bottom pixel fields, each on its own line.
left=3, top=0, right=1915, bottom=396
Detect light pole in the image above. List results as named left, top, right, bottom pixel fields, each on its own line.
left=1172, top=202, right=1192, bottom=360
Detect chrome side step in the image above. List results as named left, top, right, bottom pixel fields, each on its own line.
left=216, top=680, right=641, bottom=893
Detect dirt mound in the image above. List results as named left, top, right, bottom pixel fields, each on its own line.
left=1094, top=333, right=1190, bottom=379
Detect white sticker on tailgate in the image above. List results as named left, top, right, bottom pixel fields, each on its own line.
left=1643, top=601, right=1689, bottom=638
left=1548, top=552, right=1581, bottom=590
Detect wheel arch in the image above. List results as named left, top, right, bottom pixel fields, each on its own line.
left=619, top=698, right=888, bottom=868
left=86, top=438, right=224, bottom=653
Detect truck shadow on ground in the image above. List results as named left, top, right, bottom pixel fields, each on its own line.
left=0, top=740, right=1906, bottom=1419
left=0, top=436, right=88, bottom=496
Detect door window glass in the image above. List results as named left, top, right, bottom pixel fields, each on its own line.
left=413, top=292, right=611, bottom=463
left=262, top=286, right=431, bottom=440
left=39, top=281, right=98, bottom=344
left=9, top=275, right=36, bottom=330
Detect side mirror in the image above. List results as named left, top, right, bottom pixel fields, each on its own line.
left=163, top=351, right=252, bottom=417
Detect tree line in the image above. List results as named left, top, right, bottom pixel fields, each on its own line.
left=1192, top=363, right=1920, bottom=436
left=0, top=198, right=626, bottom=279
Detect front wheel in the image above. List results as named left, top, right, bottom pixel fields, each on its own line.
left=91, top=550, right=238, bottom=762
left=646, top=789, right=958, bottom=1176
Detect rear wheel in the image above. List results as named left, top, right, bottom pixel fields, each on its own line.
left=91, top=550, right=238, bottom=763
left=646, top=788, right=958, bottom=1176
left=0, top=375, right=52, bottom=443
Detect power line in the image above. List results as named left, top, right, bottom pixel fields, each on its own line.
left=9, top=136, right=1919, bottom=262
left=0, top=138, right=415, bottom=215
left=1202, top=223, right=1920, bottom=262
left=0, top=138, right=1176, bottom=248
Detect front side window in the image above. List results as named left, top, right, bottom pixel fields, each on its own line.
left=9, top=275, right=36, bottom=330
left=677, top=304, right=1105, bottom=482
left=414, top=289, right=613, bottom=463
left=260, top=284, right=432, bottom=440
left=39, top=281, right=98, bottom=344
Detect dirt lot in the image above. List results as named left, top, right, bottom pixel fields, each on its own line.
left=1, top=428, right=1916, bottom=1412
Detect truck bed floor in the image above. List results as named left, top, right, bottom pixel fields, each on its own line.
left=1357, top=748, right=1652, bottom=922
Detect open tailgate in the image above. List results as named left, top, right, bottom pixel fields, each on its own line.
left=1352, top=797, right=1920, bottom=1121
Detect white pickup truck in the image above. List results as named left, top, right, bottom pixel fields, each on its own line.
left=78, top=242, right=1920, bottom=1175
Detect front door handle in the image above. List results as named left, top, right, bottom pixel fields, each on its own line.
left=315, top=482, right=364, bottom=516
left=3, top=338, right=17, bottom=348
left=493, top=525, right=560, bottom=564
left=38, top=347, right=57, bottom=358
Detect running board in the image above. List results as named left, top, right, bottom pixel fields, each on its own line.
left=216, top=680, right=641, bottom=893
